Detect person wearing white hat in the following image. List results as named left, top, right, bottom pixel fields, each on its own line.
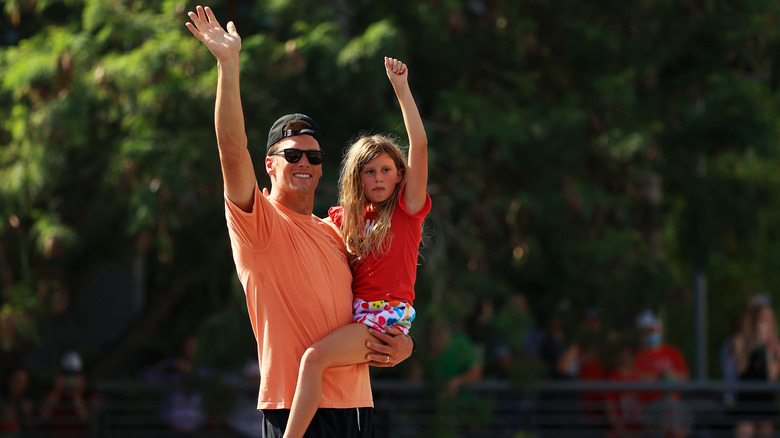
left=633, top=310, right=692, bottom=437
left=39, top=351, right=99, bottom=432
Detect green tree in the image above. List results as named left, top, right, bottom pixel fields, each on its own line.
left=2, top=0, right=780, bottom=382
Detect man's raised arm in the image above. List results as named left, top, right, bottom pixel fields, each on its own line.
left=186, top=5, right=256, bottom=212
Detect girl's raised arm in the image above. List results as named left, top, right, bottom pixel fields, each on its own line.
left=385, top=57, right=428, bottom=215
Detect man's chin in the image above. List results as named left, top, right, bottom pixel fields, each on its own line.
left=290, top=182, right=318, bottom=194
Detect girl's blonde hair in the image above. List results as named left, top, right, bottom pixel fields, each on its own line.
left=339, top=134, right=408, bottom=261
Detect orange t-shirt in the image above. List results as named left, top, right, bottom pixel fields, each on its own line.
left=225, top=184, right=373, bottom=410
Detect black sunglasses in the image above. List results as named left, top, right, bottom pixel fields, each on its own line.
left=270, top=148, right=324, bottom=165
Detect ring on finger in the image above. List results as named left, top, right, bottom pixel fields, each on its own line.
left=385, top=355, right=390, bottom=363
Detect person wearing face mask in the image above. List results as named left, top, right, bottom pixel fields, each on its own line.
left=633, top=310, right=692, bottom=438
left=634, top=310, right=689, bottom=385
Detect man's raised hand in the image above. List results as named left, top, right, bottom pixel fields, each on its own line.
left=185, top=5, right=241, bottom=62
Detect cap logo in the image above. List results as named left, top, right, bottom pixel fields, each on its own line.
left=283, top=128, right=317, bottom=140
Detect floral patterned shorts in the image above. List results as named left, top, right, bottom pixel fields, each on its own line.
left=352, top=298, right=416, bottom=335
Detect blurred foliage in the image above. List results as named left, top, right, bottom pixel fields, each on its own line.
left=1, top=0, right=780, bottom=383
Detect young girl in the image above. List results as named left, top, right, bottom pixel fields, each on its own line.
left=283, top=57, right=430, bottom=438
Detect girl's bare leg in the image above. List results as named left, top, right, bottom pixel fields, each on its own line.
left=283, top=323, right=375, bottom=438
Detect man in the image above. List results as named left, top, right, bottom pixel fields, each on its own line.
left=633, top=310, right=692, bottom=438
left=634, top=310, right=689, bottom=388
left=185, top=6, right=414, bottom=437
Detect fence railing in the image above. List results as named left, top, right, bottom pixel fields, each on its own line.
left=373, top=379, right=780, bottom=438
left=5, top=379, right=779, bottom=438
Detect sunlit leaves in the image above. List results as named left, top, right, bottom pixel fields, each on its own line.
left=338, top=19, right=397, bottom=69
left=30, top=213, right=79, bottom=257
left=2, top=0, right=780, bottom=377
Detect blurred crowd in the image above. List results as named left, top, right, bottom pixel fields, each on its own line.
left=443, top=292, right=779, bottom=438
left=2, top=294, right=778, bottom=438
left=1, top=350, right=100, bottom=437
left=0, top=337, right=262, bottom=438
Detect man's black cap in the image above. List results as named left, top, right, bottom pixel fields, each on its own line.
left=266, top=113, right=323, bottom=151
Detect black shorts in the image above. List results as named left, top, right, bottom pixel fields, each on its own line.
left=261, top=407, right=374, bottom=438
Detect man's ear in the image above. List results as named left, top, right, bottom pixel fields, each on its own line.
left=265, top=156, right=275, bottom=176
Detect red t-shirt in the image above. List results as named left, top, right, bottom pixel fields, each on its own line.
left=634, top=344, right=688, bottom=378
left=633, top=344, right=688, bottom=402
left=579, top=358, right=606, bottom=415
left=605, top=369, right=643, bottom=431
left=329, top=184, right=431, bottom=305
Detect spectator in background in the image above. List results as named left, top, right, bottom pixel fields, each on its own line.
left=578, top=307, right=607, bottom=435
left=578, top=308, right=606, bottom=397
left=605, top=338, right=643, bottom=438
left=466, top=298, right=501, bottom=377
left=465, top=294, right=545, bottom=435
left=722, top=294, right=770, bottom=408
left=145, top=336, right=212, bottom=435
left=424, top=318, right=485, bottom=437
left=426, top=319, right=483, bottom=398
left=633, top=310, right=692, bottom=438
left=0, top=366, right=35, bottom=434
left=730, top=300, right=780, bottom=438
left=469, top=294, right=540, bottom=380
left=497, top=294, right=540, bottom=365
left=538, top=303, right=582, bottom=437
left=540, top=303, right=581, bottom=381
left=722, top=307, right=751, bottom=408
left=226, top=358, right=264, bottom=438
left=634, top=310, right=689, bottom=392
left=39, top=351, right=100, bottom=436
